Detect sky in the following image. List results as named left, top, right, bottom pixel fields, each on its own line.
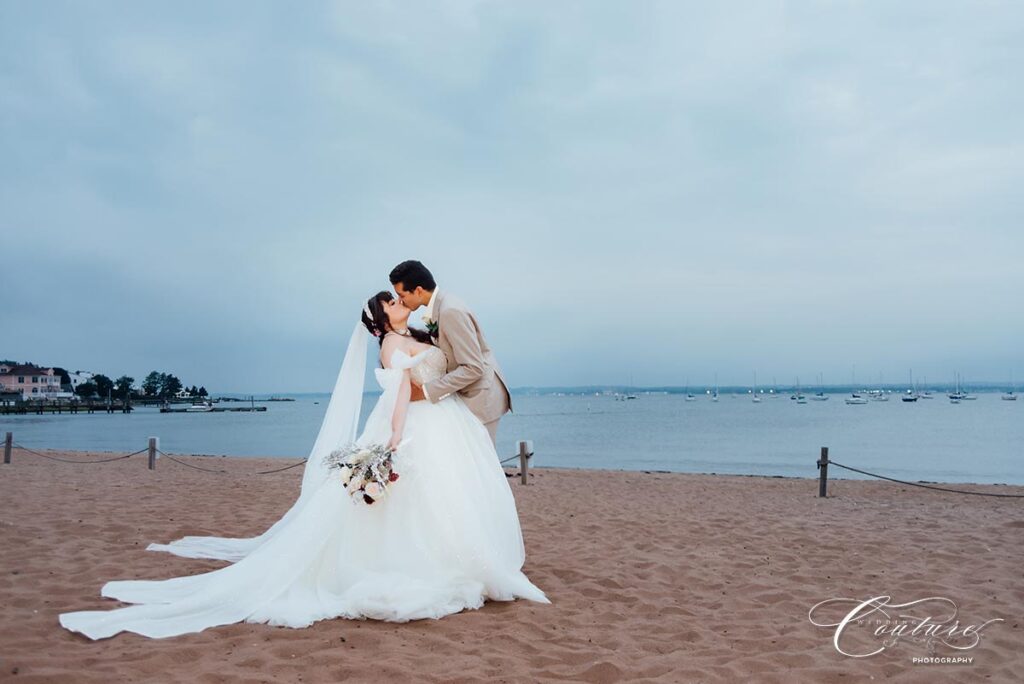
left=2, top=1, right=1022, bottom=393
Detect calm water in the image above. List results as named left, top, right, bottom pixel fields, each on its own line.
left=3, top=392, right=1021, bottom=484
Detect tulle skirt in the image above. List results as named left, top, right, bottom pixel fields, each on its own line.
left=59, top=397, right=549, bottom=640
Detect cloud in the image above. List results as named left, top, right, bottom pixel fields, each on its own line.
left=1, top=0, right=1021, bottom=390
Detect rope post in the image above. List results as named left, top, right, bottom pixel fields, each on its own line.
left=4, top=432, right=11, bottom=464
left=148, top=437, right=159, bottom=470
left=817, top=446, right=829, bottom=497
left=518, top=440, right=533, bottom=485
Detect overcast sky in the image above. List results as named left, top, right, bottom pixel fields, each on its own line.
left=2, top=1, right=1022, bottom=392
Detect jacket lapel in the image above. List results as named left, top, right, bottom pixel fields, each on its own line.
left=429, top=290, right=446, bottom=339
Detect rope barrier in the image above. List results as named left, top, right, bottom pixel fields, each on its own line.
left=6, top=438, right=302, bottom=476
left=11, top=444, right=147, bottom=464
left=5, top=435, right=536, bottom=485
left=155, top=449, right=227, bottom=474
left=256, top=459, right=308, bottom=475
left=828, top=459, right=1024, bottom=499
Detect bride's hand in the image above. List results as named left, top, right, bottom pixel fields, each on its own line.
left=388, top=432, right=403, bottom=452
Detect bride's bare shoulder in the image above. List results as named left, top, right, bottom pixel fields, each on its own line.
left=380, top=336, right=432, bottom=368
left=379, top=336, right=405, bottom=369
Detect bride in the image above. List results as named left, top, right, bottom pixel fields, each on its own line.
left=59, top=291, right=550, bottom=639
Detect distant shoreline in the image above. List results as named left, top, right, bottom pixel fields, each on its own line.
left=208, top=385, right=1018, bottom=398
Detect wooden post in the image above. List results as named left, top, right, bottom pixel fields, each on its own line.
left=518, top=440, right=533, bottom=485
left=148, top=437, right=159, bottom=470
left=4, top=432, right=11, bottom=464
left=817, top=446, right=829, bottom=497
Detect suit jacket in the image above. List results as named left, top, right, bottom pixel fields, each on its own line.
left=423, top=290, right=512, bottom=425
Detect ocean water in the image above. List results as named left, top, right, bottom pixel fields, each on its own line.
left=2, top=392, right=1021, bottom=484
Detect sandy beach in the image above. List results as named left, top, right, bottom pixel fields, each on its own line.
left=0, top=450, right=1021, bottom=683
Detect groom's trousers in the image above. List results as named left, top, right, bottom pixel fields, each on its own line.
left=481, top=385, right=510, bottom=446
left=483, top=418, right=500, bottom=446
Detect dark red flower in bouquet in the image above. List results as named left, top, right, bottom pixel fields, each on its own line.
left=389, top=472, right=399, bottom=482
left=363, top=494, right=375, bottom=504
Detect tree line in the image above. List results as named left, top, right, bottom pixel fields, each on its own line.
left=70, top=371, right=207, bottom=400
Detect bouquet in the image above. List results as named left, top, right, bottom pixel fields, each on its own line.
left=323, top=442, right=400, bottom=505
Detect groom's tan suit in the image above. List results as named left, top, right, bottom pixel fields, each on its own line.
left=421, top=289, right=512, bottom=444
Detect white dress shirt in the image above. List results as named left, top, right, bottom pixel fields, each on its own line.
left=422, top=287, right=440, bottom=324
left=421, top=288, right=440, bottom=401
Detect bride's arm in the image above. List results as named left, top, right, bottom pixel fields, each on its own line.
left=389, top=371, right=412, bottom=451
left=381, top=337, right=411, bottom=451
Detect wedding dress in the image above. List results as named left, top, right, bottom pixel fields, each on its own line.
left=59, top=324, right=549, bottom=640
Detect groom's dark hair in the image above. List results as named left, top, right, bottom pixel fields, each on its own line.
left=389, top=260, right=436, bottom=292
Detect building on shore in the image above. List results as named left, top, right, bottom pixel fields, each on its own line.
left=67, top=370, right=96, bottom=392
left=0, top=363, right=73, bottom=400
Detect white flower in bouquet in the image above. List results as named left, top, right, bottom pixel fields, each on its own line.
left=322, top=440, right=406, bottom=505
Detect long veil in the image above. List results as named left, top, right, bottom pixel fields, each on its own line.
left=146, top=322, right=370, bottom=562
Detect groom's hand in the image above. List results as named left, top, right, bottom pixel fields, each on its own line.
left=409, top=385, right=426, bottom=402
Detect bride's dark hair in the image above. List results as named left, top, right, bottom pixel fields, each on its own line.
left=361, top=291, right=433, bottom=348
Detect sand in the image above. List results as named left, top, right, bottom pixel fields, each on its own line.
left=0, top=449, right=1021, bottom=683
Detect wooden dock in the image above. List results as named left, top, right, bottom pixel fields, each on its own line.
left=159, top=406, right=267, bottom=413
left=1, top=400, right=133, bottom=415
left=1, top=397, right=271, bottom=416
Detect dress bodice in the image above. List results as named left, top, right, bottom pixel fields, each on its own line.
left=408, top=346, right=447, bottom=386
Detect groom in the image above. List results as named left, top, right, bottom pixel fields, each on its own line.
left=389, top=260, right=512, bottom=445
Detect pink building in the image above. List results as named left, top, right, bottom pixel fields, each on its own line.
left=0, top=364, right=63, bottom=400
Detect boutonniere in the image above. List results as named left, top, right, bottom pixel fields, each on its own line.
left=424, top=319, right=439, bottom=337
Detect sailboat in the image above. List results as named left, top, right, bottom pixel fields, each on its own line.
left=949, top=373, right=964, bottom=402
left=948, top=372, right=975, bottom=402
left=624, top=374, right=638, bottom=400
left=791, top=377, right=806, bottom=403
left=1002, top=371, right=1018, bottom=401
left=684, top=377, right=697, bottom=402
left=712, top=373, right=719, bottom=402
left=845, top=366, right=867, bottom=404
left=869, top=373, right=888, bottom=401
left=811, top=372, right=829, bottom=401
left=752, top=372, right=762, bottom=403
left=902, top=369, right=919, bottom=402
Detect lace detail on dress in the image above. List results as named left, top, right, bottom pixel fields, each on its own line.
left=409, top=346, right=447, bottom=387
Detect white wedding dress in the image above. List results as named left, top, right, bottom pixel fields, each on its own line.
left=59, top=327, right=549, bottom=640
